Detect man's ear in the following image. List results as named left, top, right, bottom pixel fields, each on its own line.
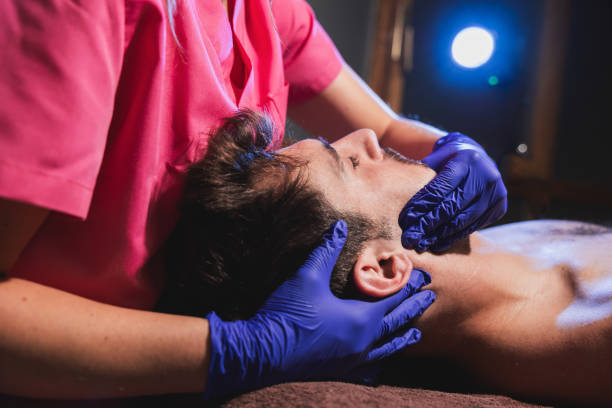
left=353, top=239, right=413, bottom=298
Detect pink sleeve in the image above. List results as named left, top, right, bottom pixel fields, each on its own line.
left=272, top=0, right=345, bottom=105
left=0, top=1, right=124, bottom=218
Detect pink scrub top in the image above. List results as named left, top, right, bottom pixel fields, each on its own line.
left=0, top=0, right=343, bottom=309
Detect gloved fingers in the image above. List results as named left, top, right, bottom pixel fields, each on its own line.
left=427, top=197, right=507, bottom=252
left=432, top=132, right=480, bottom=149
left=399, top=155, right=470, bottom=230
left=401, top=133, right=506, bottom=252
left=296, top=219, right=347, bottom=285
left=375, top=269, right=432, bottom=314
left=378, top=290, right=435, bottom=339
left=366, top=328, right=422, bottom=362
left=422, top=145, right=451, bottom=170
left=434, top=190, right=506, bottom=249
left=409, top=173, right=507, bottom=252
left=400, top=182, right=475, bottom=252
left=424, top=132, right=485, bottom=169
left=406, top=268, right=432, bottom=292
left=418, top=193, right=491, bottom=251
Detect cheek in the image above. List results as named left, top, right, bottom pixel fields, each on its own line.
left=390, top=166, right=437, bottom=202
left=363, top=166, right=432, bottom=216
left=315, top=174, right=363, bottom=213
left=357, top=179, right=406, bottom=219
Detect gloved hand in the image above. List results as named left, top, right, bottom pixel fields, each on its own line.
left=399, top=132, right=507, bottom=253
left=204, top=220, right=435, bottom=400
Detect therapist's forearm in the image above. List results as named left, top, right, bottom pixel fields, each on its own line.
left=0, top=277, right=210, bottom=399
left=287, top=64, right=443, bottom=159
left=379, top=117, right=444, bottom=161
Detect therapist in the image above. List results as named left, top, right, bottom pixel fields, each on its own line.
left=0, top=0, right=506, bottom=401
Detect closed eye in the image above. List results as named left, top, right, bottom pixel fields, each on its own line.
left=349, top=156, right=360, bottom=169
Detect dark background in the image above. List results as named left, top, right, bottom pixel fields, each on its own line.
left=306, top=0, right=612, bottom=223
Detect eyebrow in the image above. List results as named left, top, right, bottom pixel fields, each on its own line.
left=317, top=137, right=344, bottom=173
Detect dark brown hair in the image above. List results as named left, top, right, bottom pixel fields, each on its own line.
left=160, top=110, right=389, bottom=320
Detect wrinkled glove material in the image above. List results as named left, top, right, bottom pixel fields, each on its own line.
left=400, top=132, right=507, bottom=253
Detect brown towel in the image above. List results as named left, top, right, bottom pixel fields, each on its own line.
left=221, top=381, right=551, bottom=408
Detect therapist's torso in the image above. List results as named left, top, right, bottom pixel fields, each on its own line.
left=0, top=0, right=342, bottom=309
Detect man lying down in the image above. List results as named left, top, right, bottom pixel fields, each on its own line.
left=160, top=110, right=612, bottom=406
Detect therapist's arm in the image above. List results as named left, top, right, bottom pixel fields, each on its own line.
left=0, top=198, right=210, bottom=399
left=0, top=199, right=434, bottom=401
left=287, top=64, right=445, bottom=160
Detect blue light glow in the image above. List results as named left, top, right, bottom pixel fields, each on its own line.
left=451, top=27, right=495, bottom=68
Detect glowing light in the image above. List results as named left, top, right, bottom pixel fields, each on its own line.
left=451, top=27, right=495, bottom=68
left=488, top=75, right=499, bottom=86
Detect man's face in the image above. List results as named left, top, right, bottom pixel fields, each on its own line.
left=281, top=129, right=436, bottom=239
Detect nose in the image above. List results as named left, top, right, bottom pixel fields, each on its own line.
left=333, top=128, right=383, bottom=161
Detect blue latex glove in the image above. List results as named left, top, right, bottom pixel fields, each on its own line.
left=400, top=132, right=507, bottom=253
left=204, top=220, right=435, bottom=400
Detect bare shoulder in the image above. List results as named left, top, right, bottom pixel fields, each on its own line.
left=476, top=219, right=612, bottom=271
left=480, top=219, right=610, bottom=239
left=478, top=219, right=609, bottom=252
left=462, top=220, right=612, bottom=405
